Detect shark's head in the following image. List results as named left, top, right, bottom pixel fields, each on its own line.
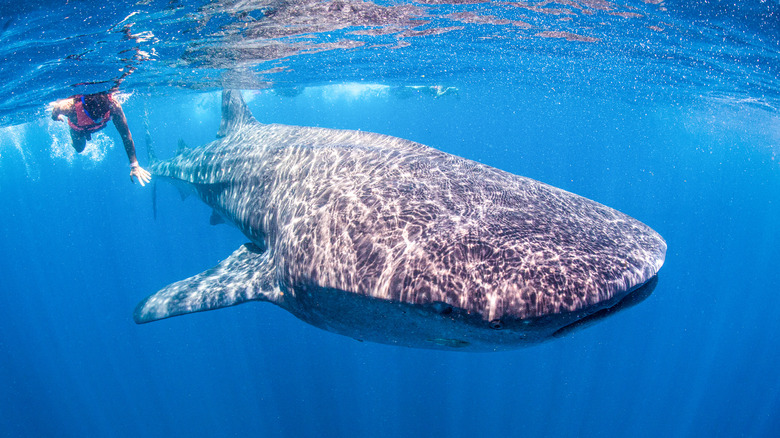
left=274, top=203, right=666, bottom=350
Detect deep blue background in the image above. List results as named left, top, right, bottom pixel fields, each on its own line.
left=1, top=86, right=779, bottom=437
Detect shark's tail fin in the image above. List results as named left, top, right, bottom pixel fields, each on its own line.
left=217, top=90, right=257, bottom=138
left=146, top=131, right=157, bottom=164
left=143, top=110, right=159, bottom=220
left=143, top=106, right=157, bottom=165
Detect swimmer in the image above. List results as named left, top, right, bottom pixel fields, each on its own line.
left=51, top=92, right=151, bottom=186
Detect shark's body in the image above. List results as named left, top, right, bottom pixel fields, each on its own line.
left=134, top=90, right=666, bottom=351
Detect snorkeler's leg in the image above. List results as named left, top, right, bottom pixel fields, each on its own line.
left=70, top=129, right=87, bottom=153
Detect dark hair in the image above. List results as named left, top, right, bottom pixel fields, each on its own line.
left=82, top=92, right=111, bottom=118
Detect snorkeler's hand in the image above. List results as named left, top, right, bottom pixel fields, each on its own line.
left=130, top=165, right=152, bottom=187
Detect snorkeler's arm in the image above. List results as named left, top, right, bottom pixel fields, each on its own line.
left=51, top=99, right=73, bottom=121
left=111, top=98, right=152, bottom=186
left=110, top=101, right=137, bottom=164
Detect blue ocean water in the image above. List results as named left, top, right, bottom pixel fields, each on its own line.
left=1, top=1, right=779, bottom=437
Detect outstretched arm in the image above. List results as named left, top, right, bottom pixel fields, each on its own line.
left=111, top=98, right=151, bottom=186
left=51, top=99, right=73, bottom=121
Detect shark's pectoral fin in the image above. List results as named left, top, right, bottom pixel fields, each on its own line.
left=134, top=243, right=278, bottom=324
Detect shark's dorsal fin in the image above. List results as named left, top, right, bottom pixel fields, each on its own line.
left=176, top=138, right=189, bottom=154
left=133, top=243, right=279, bottom=324
left=217, top=90, right=257, bottom=138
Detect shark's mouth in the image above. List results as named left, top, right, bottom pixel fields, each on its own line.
left=551, top=275, right=658, bottom=338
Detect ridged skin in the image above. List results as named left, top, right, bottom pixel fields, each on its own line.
left=135, top=91, right=666, bottom=350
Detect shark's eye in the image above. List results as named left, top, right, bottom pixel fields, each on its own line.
left=489, top=319, right=504, bottom=330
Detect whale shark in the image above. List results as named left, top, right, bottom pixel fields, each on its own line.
left=134, top=90, right=666, bottom=351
